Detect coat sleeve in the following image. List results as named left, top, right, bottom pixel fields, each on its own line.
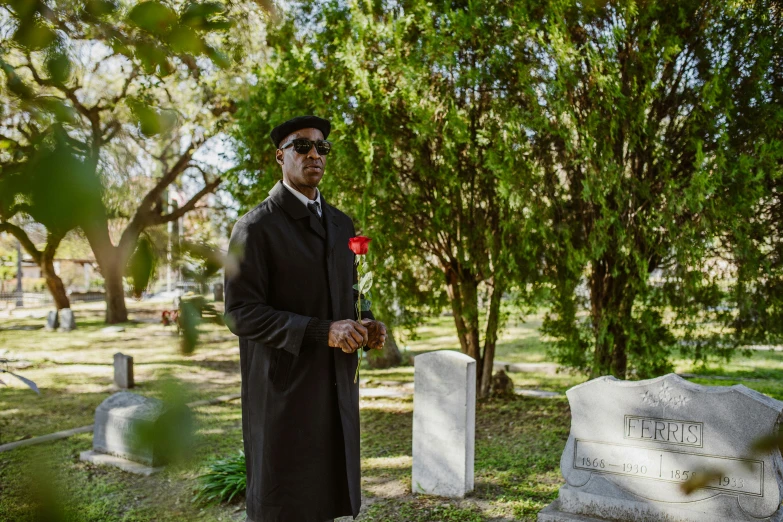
left=224, top=217, right=311, bottom=356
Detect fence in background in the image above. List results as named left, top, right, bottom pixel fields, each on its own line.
left=0, top=291, right=106, bottom=309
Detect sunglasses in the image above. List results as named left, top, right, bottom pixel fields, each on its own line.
left=280, top=138, right=332, bottom=156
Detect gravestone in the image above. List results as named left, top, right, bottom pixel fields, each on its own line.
left=412, top=350, right=475, bottom=498
left=213, top=283, right=224, bottom=302
left=45, top=310, right=58, bottom=330
left=113, top=352, right=134, bottom=389
left=80, top=391, right=192, bottom=474
left=58, top=308, right=76, bottom=331
left=539, top=373, right=783, bottom=522
left=101, top=325, right=125, bottom=334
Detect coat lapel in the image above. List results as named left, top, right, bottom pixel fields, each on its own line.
left=322, top=195, right=343, bottom=320
left=269, top=180, right=326, bottom=239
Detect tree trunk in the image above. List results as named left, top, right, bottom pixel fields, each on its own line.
left=367, top=327, right=403, bottom=369
left=0, top=224, right=71, bottom=310
left=446, top=274, right=488, bottom=397
left=590, top=259, right=631, bottom=378
left=84, top=220, right=129, bottom=324
left=479, top=279, right=504, bottom=398
left=445, top=270, right=471, bottom=355
left=41, top=256, right=69, bottom=310
left=41, top=231, right=70, bottom=310
left=102, top=255, right=128, bottom=324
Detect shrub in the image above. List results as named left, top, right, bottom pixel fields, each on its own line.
left=192, top=449, right=246, bottom=505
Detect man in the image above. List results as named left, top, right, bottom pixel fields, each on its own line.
left=225, top=115, right=387, bottom=522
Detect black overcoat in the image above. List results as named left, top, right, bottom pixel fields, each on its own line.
left=225, top=180, right=371, bottom=522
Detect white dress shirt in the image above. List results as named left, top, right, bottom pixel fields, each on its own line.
left=282, top=179, right=322, bottom=217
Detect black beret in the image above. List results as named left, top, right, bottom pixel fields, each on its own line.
left=270, top=115, right=331, bottom=148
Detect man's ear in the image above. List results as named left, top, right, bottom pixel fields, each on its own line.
left=276, top=149, right=284, bottom=165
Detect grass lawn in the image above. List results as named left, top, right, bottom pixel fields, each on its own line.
left=1, top=303, right=781, bottom=520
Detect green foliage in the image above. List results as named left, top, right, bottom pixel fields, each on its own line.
left=128, top=373, right=194, bottom=465
left=525, top=0, right=783, bottom=377
left=229, top=0, right=782, bottom=381
left=1, top=128, right=103, bottom=234
left=127, top=98, right=179, bottom=137
left=179, top=298, right=203, bottom=355
left=178, top=295, right=224, bottom=354
left=1, top=0, right=255, bottom=323
left=229, top=0, right=542, bottom=393
left=192, top=450, right=247, bottom=505
left=714, top=5, right=783, bottom=347
left=125, top=234, right=158, bottom=298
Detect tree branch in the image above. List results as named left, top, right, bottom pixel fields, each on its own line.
left=150, top=176, right=222, bottom=226
left=0, top=222, right=42, bottom=264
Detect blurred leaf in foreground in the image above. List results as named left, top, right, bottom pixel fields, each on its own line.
left=680, top=467, right=724, bottom=495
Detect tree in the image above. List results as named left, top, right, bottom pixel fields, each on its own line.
left=0, top=123, right=101, bottom=309
left=230, top=0, right=540, bottom=397
left=1, top=0, right=266, bottom=322
left=716, top=4, right=783, bottom=347
left=525, top=0, right=782, bottom=377
left=0, top=93, right=81, bottom=309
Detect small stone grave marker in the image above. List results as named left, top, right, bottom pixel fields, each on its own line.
left=113, top=352, right=134, bottom=389
left=539, top=373, right=783, bottom=522
left=46, top=310, right=58, bottom=330
left=213, top=283, right=224, bottom=302
left=100, top=325, right=125, bottom=334
left=57, top=308, right=75, bottom=331
left=412, top=350, right=475, bottom=498
left=80, top=391, right=192, bottom=475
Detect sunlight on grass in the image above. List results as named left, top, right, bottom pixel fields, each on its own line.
left=2, top=300, right=783, bottom=520
left=362, top=456, right=413, bottom=470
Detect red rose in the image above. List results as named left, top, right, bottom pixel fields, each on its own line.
left=348, top=236, right=372, bottom=255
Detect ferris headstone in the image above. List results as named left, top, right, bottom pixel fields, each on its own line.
left=45, top=310, right=58, bottom=330
left=58, top=308, right=75, bottom=331
left=113, top=352, right=134, bottom=389
left=412, top=350, right=476, bottom=498
left=538, top=373, right=783, bottom=522
left=80, top=391, right=192, bottom=474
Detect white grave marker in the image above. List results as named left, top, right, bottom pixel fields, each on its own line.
left=412, top=350, right=476, bottom=498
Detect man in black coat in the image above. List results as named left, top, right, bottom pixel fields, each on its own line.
left=225, top=115, right=387, bottom=522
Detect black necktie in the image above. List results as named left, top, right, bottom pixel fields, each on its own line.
left=307, top=200, right=321, bottom=218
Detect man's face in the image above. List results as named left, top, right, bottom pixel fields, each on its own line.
left=275, top=127, right=326, bottom=190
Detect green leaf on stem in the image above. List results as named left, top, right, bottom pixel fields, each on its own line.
left=358, top=271, right=373, bottom=294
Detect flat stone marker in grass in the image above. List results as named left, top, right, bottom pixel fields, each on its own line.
left=113, top=352, right=134, bottom=389
left=100, top=325, right=125, bottom=334
left=412, top=350, right=475, bottom=498
left=539, top=373, right=783, bottom=522
left=80, top=391, right=192, bottom=475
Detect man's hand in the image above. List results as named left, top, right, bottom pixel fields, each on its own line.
left=361, top=319, right=387, bottom=350
left=328, top=320, right=369, bottom=353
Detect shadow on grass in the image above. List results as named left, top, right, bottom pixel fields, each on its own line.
left=357, top=396, right=570, bottom=521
